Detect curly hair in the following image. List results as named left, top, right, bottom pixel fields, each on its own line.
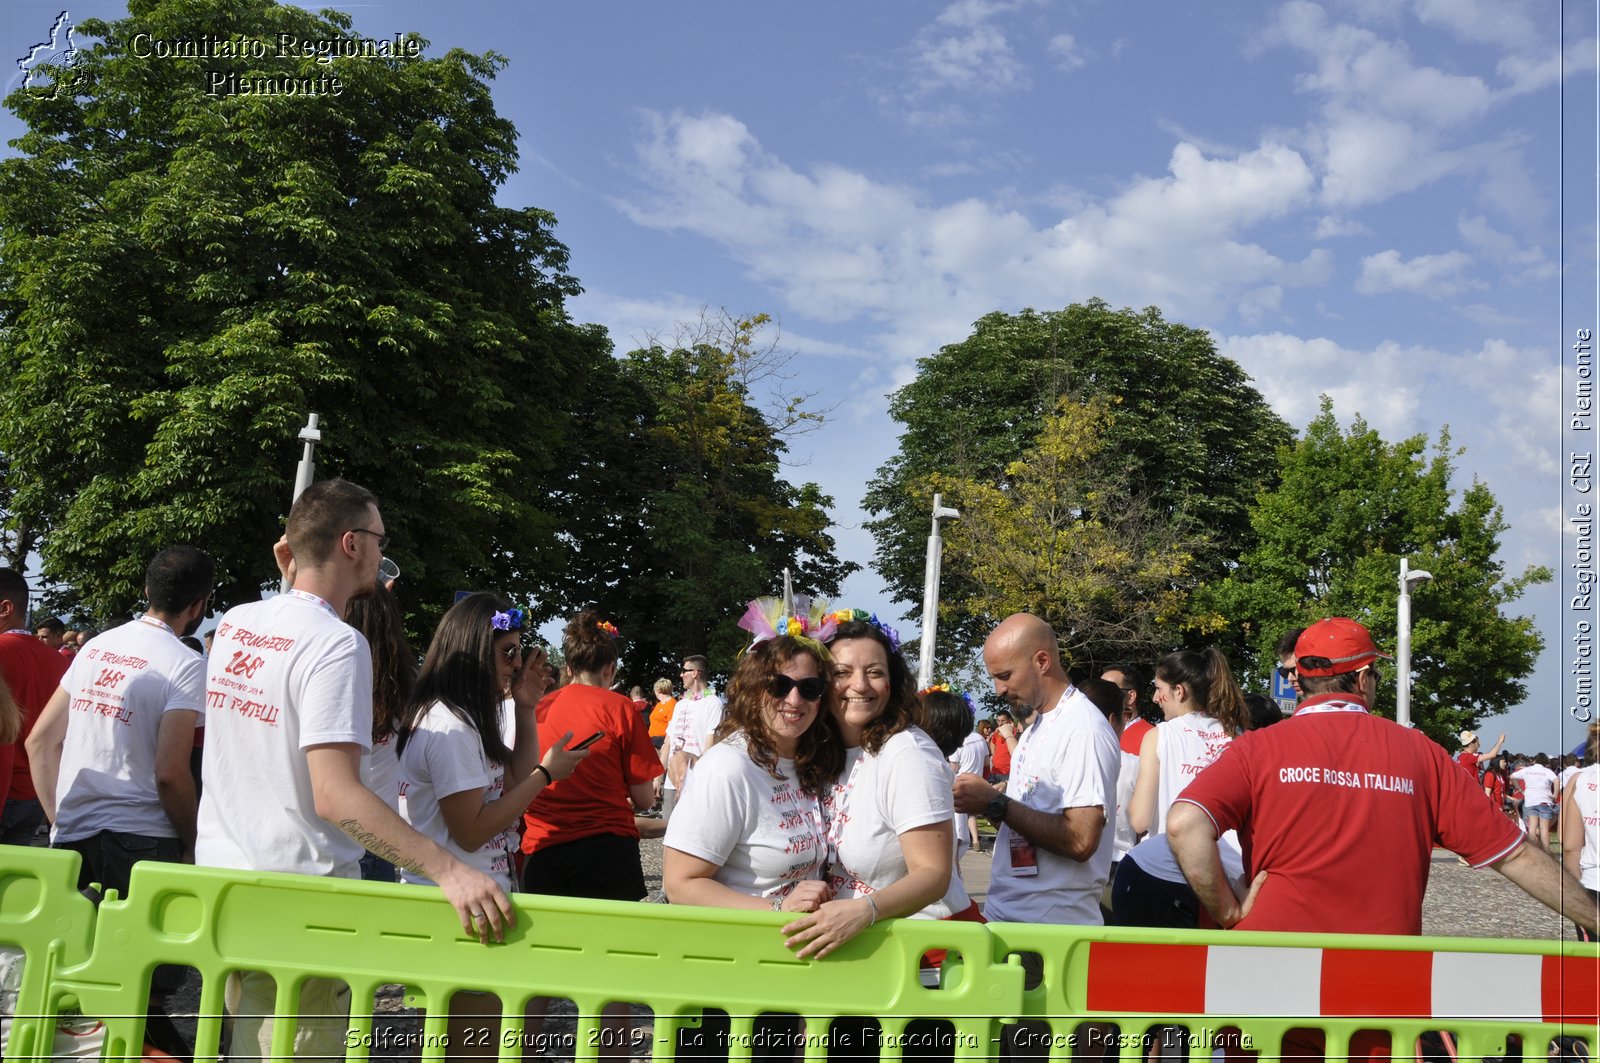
left=825, top=619, right=921, bottom=754
left=713, top=636, right=843, bottom=797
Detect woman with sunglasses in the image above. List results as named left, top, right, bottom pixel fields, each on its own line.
left=1112, top=646, right=1249, bottom=927
left=779, top=609, right=955, bottom=961
left=395, top=593, right=588, bottom=894
left=662, top=633, right=843, bottom=912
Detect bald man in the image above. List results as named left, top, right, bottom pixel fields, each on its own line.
left=953, top=614, right=1120, bottom=926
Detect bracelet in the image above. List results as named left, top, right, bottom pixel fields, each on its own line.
left=533, top=764, right=553, bottom=786
left=771, top=895, right=784, bottom=912
left=864, top=895, right=878, bottom=926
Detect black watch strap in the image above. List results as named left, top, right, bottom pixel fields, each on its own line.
left=984, top=793, right=1010, bottom=822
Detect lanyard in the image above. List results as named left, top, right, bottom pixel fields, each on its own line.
left=285, top=589, right=340, bottom=621
left=136, top=614, right=175, bottom=637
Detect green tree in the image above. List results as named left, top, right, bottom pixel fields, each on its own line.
left=937, top=396, right=1209, bottom=674
left=0, top=0, right=609, bottom=626
left=864, top=300, right=1292, bottom=661
left=1198, top=399, right=1548, bottom=743
left=556, top=313, right=857, bottom=685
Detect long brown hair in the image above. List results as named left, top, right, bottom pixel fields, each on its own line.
left=826, top=619, right=921, bottom=755
left=398, top=592, right=514, bottom=767
left=344, top=584, right=417, bottom=744
left=713, top=637, right=844, bottom=797
left=1155, top=646, right=1250, bottom=737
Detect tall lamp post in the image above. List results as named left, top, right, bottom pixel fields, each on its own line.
left=916, top=493, right=960, bottom=688
left=281, top=413, right=322, bottom=592
left=1396, top=557, right=1433, bottom=728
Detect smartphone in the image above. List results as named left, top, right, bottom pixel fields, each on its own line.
left=570, top=731, right=605, bottom=751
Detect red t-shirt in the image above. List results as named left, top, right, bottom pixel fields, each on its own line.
left=1455, top=750, right=1480, bottom=776
left=989, top=729, right=1013, bottom=775
left=1121, top=717, right=1154, bottom=756
left=0, top=629, right=71, bottom=806
left=1176, top=694, right=1523, bottom=936
left=521, top=684, right=664, bottom=852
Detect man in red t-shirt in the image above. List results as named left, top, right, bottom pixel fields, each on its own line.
left=1455, top=729, right=1505, bottom=778
left=986, top=710, right=1015, bottom=782
left=0, top=568, right=71, bottom=840
left=1169, top=617, right=1597, bottom=937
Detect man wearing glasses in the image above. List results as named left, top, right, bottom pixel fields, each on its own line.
left=196, top=479, right=509, bottom=1060
left=1274, top=627, right=1305, bottom=703
left=661, top=654, right=721, bottom=818
left=1169, top=617, right=1598, bottom=938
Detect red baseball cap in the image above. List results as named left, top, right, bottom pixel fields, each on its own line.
left=1293, top=618, right=1393, bottom=677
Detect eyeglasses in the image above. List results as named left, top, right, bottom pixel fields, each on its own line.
left=1276, top=665, right=1298, bottom=680
left=499, top=644, right=523, bottom=663
left=1365, top=665, right=1383, bottom=685
left=681, top=667, right=701, bottom=675
left=349, top=528, right=392, bottom=551
left=767, top=674, right=827, bottom=702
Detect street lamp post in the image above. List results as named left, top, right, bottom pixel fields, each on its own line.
left=1396, top=557, right=1433, bottom=728
left=916, top=493, right=961, bottom=689
left=281, top=413, right=322, bottom=593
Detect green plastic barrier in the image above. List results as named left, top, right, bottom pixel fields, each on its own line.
left=34, top=850, right=1018, bottom=1061
left=4, top=841, right=1595, bottom=1061
left=0, top=844, right=99, bottom=1061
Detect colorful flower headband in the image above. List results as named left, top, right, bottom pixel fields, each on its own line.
left=738, top=596, right=837, bottom=655
left=918, top=681, right=976, bottom=715
left=490, top=607, right=525, bottom=632
left=597, top=620, right=620, bottom=639
left=827, top=607, right=902, bottom=652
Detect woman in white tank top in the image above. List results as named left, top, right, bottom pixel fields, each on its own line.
left=1113, top=646, right=1250, bottom=927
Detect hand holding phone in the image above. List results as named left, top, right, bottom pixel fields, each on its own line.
left=571, top=730, right=606, bottom=751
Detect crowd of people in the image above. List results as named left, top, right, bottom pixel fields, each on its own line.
left=0, top=476, right=1597, bottom=1062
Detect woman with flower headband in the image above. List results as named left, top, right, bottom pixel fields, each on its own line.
left=520, top=610, right=663, bottom=901
left=395, top=594, right=590, bottom=895
left=779, top=606, right=956, bottom=961
left=663, top=621, right=843, bottom=913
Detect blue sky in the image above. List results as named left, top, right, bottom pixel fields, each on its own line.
left=4, top=0, right=1596, bottom=751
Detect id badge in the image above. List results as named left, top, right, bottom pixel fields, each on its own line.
left=1008, top=830, right=1039, bottom=877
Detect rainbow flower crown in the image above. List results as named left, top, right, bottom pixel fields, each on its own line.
left=919, top=681, right=977, bottom=714
left=596, top=620, right=620, bottom=639
left=737, top=598, right=903, bottom=654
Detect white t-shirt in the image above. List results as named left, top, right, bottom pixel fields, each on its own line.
left=986, top=686, right=1120, bottom=925
left=664, top=689, right=723, bottom=794
left=1152, top=712, right=1232, bottom=836
left=1513, top=764, right=1560, bottom=808
left=398, top=702, right=515, bottom=892
left=1125, top=830, right=1247, bottom=892
left=361, top=726, right=401, bottom=814
left=952, top=730, right=986, bottom=777
left=823, top=728, right=955, bottom=919
left=1560, top=764, right=1582, bottom=794
left=1114, top=744, right=1141, bottom=861
left=196, top=592, right=372, bottom=878
left=52, top=616, right=206, bottom=843
left=664, top=733, right=826, bottom=902
left=1571, top=765, right=1600, bottom=889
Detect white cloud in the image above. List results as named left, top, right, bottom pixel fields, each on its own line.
left=1313, top=214, right=1368, bottom=238
left=1355, top=248, right=1477, bottom=297
left=1271, top=0, right=1494, bottom=126
left=1048, top=33, right=1086, bottom=71
left=620, top=111, right=1323, bottom=332
left=1458, top=213, right=1555, bottom=278
left=906, top=0, right=1031, bottom=99
left=1410, top=0, right=1540, bottom=51
left=1497, top=39, right=1600, bottom=95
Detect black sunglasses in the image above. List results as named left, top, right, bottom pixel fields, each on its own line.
left=1276, top=665, right=1297, bottom=679
left=768, top=674, right=827, bottom=702
left=349, top=527, right=392, bottom=551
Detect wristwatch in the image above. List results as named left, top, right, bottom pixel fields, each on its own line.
left=984, top=793, right=1010, bottom=823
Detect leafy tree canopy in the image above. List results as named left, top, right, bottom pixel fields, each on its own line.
left=555, top=313, right=858, bottom=686
left=0, top=0, right=610, bottom=629
left=936, top=395, right=1210, bottom=675
left=1196, top=398, right=1549, bottom=743
left=864, top=299, right=1292, bottom=661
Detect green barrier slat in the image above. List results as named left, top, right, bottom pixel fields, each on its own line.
left=0, top=844, right=99, bottom=1061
